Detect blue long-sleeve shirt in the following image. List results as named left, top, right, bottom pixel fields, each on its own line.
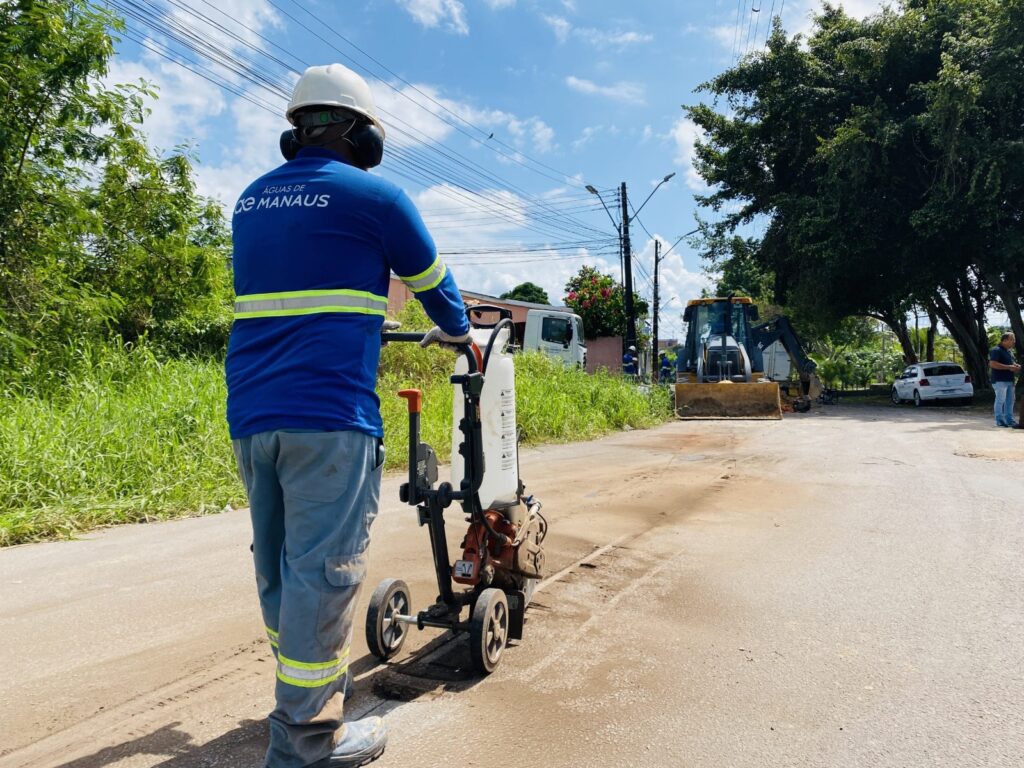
left=226, top=147, right=468, bottom=439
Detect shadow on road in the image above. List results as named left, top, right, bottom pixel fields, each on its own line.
left=51, top=720, right=266, bottom=768
left=51, top=631, right=488, bottom=768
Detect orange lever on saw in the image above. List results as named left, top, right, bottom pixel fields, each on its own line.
left=398, top=389, right=422, bottom=414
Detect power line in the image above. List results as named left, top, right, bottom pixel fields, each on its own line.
left=751, top=2, right=762, bottom=52
left=743, top=2, right=759, bottom=58
left=283, top=0, right=581, bottom=187
left=104, top=0, right=626, bottom=272
left=732, top=0, right=747, bottom=61
left=105, top=1, right=613, bottom=245
left=764, top=0, right=777, bottom=48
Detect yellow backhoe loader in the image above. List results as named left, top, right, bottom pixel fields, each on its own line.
left=673, top=297, right=820, bottom=419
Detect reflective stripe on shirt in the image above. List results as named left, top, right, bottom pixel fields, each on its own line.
left=398, top=256, right=447, bottom=293
left=233, top=289, right=387, bottom=319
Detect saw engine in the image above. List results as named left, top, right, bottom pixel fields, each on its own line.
left=453, top=500, right=548, bottom=588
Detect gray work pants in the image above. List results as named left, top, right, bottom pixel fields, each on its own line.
left=233, top=430, right=384, bottom=768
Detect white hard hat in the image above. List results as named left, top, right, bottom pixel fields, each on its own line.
left=287, top=64, right=385, bottom=137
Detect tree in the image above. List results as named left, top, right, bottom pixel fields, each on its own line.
left=500, top=281, right=549, bottom=305
left=0, top=0, right=232, bottom=375
left=563, top=265, right=648, bottom=339
left=685, top=0, right=1024, bottom=385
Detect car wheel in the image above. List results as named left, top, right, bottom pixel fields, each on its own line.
left=913, top=390, right=923, bottom=407
left=891, top=388, right=902, bottom=405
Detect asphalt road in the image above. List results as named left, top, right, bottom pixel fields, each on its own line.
left=2, top=404, right=1023, bottom=768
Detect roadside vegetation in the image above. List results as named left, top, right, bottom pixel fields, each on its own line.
left=1, top=329, right=669, bottom=546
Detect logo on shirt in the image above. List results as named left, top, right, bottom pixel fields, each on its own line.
left=235, top=184, right=330, bottom=215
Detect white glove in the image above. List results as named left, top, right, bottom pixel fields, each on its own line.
left=419, top=326, right=471, bottom=350
left=380, top=319, right=401, bottom=346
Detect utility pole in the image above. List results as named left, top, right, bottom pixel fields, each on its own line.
left=620, top=182, right=637, bottom=354
left=651, top=228, right=698, bottom=382
left=652, top=239, right=660, bottom=382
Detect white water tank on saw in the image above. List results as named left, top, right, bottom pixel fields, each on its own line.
left=450, top=327, right=519, bottom=513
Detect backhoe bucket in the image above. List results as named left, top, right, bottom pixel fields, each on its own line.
left=674, top=381, right=782, bottom=420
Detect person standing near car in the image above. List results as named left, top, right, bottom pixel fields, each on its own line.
left=989, top=332, right=1021, bottom=428
left=227, top=64, right=470, bottom=768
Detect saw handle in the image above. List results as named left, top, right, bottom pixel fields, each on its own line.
left=382, top=333, right=479, bottom=374
left=398, top=389, right=422, bottom=414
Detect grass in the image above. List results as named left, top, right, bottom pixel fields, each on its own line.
left=0, top=342, right=671, bottom=546
left=0, top=346, right=242, bottom=546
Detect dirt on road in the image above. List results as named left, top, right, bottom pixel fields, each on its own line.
left=2, top=404, right=1023, bottom=768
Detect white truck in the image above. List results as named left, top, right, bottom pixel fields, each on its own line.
left=520, top=309, right=587, bottom=368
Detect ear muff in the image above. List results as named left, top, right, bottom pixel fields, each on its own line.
left=345, top=122, right=384, bottom=170
left=284, top=110, right=385, bottom=169
left=280, top=129, right=301, bottom=160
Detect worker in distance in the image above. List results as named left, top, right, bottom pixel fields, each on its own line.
left=226, top=63, right=470, bottom=767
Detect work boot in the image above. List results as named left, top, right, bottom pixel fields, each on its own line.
left=321, top=717, right=388, bottom=767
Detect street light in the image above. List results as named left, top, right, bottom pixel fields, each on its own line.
left=631, top=172, right=676, bottom=222
left=585, top=185, right=623, bottom=278
left=651, top=227, right=699, bottom=381
left=589, top=173, right=678, bottom=365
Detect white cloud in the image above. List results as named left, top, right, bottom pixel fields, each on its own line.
left=451, top=248, right=618, bottom=305
left=542, top=15, right=652, bottom=48
left=165, top=0, right=280, bottom=52
left=565, top=76, right=645, bottom=105
left=710, top=24, right=735, bottom=51
left=396, top=0, right=469, bottom=35
left=542, top=14, right=572, bottom=43
left=572, top=125, right=600, bottom=151
left=106, top=56, right=228, bottom=152
left=415, top=185, right=530, bottom=235
left=668, top=117, right=707, bottom=192
left=374, top=81, right=555, bottom=153
left=194, top=96, right=288, bottom=206
left=578, top=29, right=652, bottom=46
left=412, top=184, right=615, bottom=302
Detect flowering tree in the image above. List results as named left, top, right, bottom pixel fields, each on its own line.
left=563, top=266, right=648, bottom=339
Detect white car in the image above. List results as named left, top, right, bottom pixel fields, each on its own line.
left=891, top=361, right=974, bottom=407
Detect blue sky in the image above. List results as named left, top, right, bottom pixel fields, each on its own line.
left=108, top=0, right=886, bottom=341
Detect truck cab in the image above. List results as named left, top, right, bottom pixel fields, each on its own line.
left=522, top=309, right=586, bottom=367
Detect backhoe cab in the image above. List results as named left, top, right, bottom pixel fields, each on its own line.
left=674, top=297, right=818, bottom=419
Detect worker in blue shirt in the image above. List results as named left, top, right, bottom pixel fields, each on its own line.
left=622, top=345, right=639, bottom=378
left=659, top=352, right=674, bottom=383
left=227, top=64, right=469, bottom=768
